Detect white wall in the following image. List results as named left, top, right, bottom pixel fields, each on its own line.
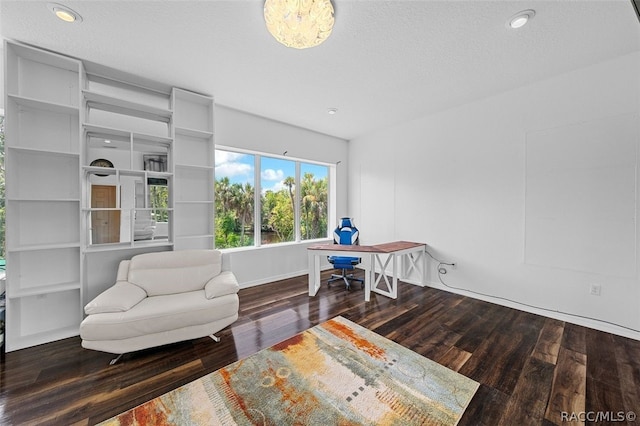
left=348, top=52, right=640, bottom=338
left=215, top=106, right=349, bottom=287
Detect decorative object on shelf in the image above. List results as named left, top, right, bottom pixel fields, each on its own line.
left=264, top=0, right=334, bottom=49
left=143, top=154, right=167, bottom=172
left=89, top=158, right=114, bottom=176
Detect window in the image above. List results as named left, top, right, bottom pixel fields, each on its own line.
left=261, top=157, right=295, bottom=244
left=300, top=163, right=328, bottom=240
left=215, top=148, right=331, bottom=248
left=214, top=150, right=255, bottom=248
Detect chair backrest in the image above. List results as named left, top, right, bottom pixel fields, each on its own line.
left=333, top=217, right=359, bottom=246
left=127, top=250, right=222, bottom=296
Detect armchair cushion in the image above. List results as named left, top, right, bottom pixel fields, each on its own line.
left=205, top=270, right=240, bottom=299
left=84, top=282, right=147, bottom=315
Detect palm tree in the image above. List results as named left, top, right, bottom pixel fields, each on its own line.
left=283, top=176, right=295, bottom=215
left=301, top=174, right=328, bottom=239
left=301, top=172, right=315, bottom=239
left=237, top=182, right=254, bottom=245
left=215, top=177, right=233, bottom=214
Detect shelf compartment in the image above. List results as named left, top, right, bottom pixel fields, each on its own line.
left=84, top=123, right=173, bottom=146
left=6, top=97, right=80, bottom=152
left=8, top=282, right=81, bottom=299
left=7, top=146, right=80, bottom=158
left=85, top=90, right=171, bottom=139
left=85, top=133, right=171, bottom=172
left=6, top=247, right=80, bottom=298
left=84, top=90, right=172, bottom=123
left=175, top=126, right=213, bottom=139
left=6, top=42, right=80, bottom=108
left=174, top=131, right=213, bottom=168
left=86, top=74, right=171, bottom=110
left=7, top=94, right=79, bottom=116
left=175, top=203, right=213, bottom=237
left=173, top=89, right=213, bottom=133
left=6, top=200, right=80, bottom=249
left=7, top=149, right=79, bottom=200
left=175, top=166, right=213, bottom=202
left=5, top=290, right=81, bottom=351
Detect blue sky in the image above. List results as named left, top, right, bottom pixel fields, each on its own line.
left=215, top=150, right=327, bottom=193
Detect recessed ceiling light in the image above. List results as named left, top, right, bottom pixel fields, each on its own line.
left=47, top=3, right=83, bottom=23
left=508, top=9, right=535, bottom=29
left=327, top=108, right=338, bottom=115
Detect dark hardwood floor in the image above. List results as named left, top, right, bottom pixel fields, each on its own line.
left=1, top=270, right=639, bottom=425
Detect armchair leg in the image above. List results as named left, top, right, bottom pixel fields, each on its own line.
left=209, top=334, right=221, bottom=343
left=109, top=354, right=124, bottom=365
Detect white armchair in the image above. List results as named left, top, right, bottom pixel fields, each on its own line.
left=80, top=250, right=239, bottom=363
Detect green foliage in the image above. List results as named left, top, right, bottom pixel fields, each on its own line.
left=301, top=172, right=328, bottom=240
left=215, top=169, right=328, bottom=248
left=215, top=177, right=255, bottom=249
left=262, top=190, right=294, bottom=242
left=215, top=211, right=239, bottom=248
left=149, top=184, right=169, bottom=222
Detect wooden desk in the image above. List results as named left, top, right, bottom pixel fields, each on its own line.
left=307, top=241, right=427, bottom=301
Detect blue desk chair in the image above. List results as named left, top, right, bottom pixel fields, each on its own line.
left=328, top=217, right=365, bottom=290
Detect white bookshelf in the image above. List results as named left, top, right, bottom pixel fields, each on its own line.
left=4, top=41, right=215, bottom=351
left=4, top=41, right=82, bottom=351
left=172, top=89, right=214, bottom=250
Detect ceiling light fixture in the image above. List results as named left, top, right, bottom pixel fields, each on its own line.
left=508, top=9, right=535, bottom=29
left=47, top=3, right=82, bottom=23
left=264, top=0, right=335, bottom=49
left=327, top=108, right=338, bottom=115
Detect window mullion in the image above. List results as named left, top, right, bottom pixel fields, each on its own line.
left=254, top=155, right=261, bottom=247
left=295, top=161, right=301, bottom=242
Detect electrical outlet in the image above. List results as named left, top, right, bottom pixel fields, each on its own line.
left=589, top=284, right=601, bottom=296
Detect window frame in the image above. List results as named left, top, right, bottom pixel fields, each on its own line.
left=214, top=145, right=333, bottom=250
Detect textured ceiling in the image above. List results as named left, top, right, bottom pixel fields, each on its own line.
left=1, top=0, right=639, bottom=140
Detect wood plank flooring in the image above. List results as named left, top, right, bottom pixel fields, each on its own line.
left=1, top=270, right=639, bottom=425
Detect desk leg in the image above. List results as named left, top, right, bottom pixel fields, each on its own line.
left=308, top=252, right=321, bottom=296
left=391, top=253, right=398, bottom=299
left=364, top=254, right=372, bottom=302
left=421, top=247, right=427, bottom=286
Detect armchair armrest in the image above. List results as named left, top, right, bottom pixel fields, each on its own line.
left=84, top=282, right=147, bottom=315
left=205, top=270, right=240, bottom=299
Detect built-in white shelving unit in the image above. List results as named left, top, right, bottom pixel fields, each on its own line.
left=4, top=41, right=214, bottom=351
left=172, top=89, right=214, bottom=250
left=4, top=41, right=83, bottom=350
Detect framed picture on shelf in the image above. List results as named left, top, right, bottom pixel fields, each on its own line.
left=143, top=154, right=168, bottom=172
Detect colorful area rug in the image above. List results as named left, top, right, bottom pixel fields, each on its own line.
left=101, top=316, right=479, bottom=425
